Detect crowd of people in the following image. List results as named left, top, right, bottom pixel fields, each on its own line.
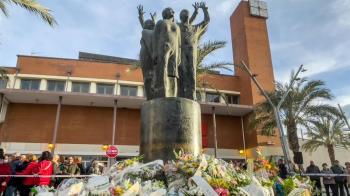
left=219, top=158, right=350, bottom=196
left=303, top=160, right=350, bottom=196
left=0, top=149, right=106, bottom=196
left=0, top=148, right=349, bottom=196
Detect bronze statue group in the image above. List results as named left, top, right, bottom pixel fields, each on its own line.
left=138, top=2, right=210, bottom=101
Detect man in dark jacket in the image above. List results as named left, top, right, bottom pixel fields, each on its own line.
left=331, top=160, right=346, bottom=196
left=306, top=160, right=321, bottom=195
left=278, top=159, right=288, bottom=179
left=61, top=156, right=80, bottom=175
left=5, top=153, right=26, bottom=196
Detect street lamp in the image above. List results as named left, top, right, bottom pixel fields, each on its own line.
left=236, top=61, right=305, bottom=171
left=338, top=104, right=350, bottom=131
left=102, top=144, right=108, bottom=151
left=48, top=143, right=54, bottom=150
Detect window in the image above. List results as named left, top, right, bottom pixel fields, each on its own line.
left=47, top=80, right=65, bottom=92
left=0, top=79, right=7, bottom=89
left=72, top=82, right=90, bottom=93
left=20, top=79, right=40, bottom=90
left=120, top=85, right=137, bottom=96
left=206, top=92, right=220, bottom=103
left=97, top=83, right=114, bottom=95
left=196, top=91, right=202, bottom=102
left=225, top=94, right=240, bottom=104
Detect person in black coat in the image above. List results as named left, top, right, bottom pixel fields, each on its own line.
left=6, top=154, right=26, bottom=196
left=306, top=160, right=321, bottom=195
left=331, top=160, right=347, bottom=196
left=278, top=159, right=288, bottom=179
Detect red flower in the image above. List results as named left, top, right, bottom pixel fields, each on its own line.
left=215, top=188, right=229, bottom=196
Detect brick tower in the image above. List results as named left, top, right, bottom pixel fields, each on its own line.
left=230, top=0, right=281, bottom=155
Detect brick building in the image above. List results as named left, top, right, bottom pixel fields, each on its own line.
left=0, top=1, right=282, bottom=159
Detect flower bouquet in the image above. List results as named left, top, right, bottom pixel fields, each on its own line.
left=87, top=176, right=110, bottom=196
left=56, top=178, right=88, bottom=196
left=167, top=150, right=252, bottom=195
left=109, top=159, right=166, bottom=195
left=30, top=186, right=55, bottom=196
left=48, top=149, right=315, bottom=196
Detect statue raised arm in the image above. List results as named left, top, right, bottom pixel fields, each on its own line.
left=137, top=5, right=145, bottom=28
left=195, top=2, right=210, bottom=38
left=150, top=12, right=157, bottom=24
left=178, top=2, right=210, bottom=100
left=189, top=2, right=200, bottom=24
left=138, top=5, right=157, bottom=100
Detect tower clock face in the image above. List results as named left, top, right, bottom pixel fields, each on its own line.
left=249, top=0, right=269, bottom=19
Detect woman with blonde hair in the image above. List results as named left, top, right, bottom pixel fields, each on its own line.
left=51, top=154, right=62, bottom=187
left=17, top=154, right=38, bottom=196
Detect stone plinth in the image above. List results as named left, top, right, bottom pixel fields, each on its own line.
left=140, top=97, right=202, bottom=162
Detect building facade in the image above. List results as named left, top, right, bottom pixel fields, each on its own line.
left=0, top=1, right=282, bottom=159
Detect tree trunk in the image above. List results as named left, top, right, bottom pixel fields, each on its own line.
left=286, top=120, right=304, bottom=171
left=286, top=120, right=300, bottom=152
left=327, top=144, right=336, bottom=165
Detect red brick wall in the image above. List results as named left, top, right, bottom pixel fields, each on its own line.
left=0, top=103, right=141, bottom=145
left=202, top=114, right=244, bottom=149
left=1, top=103, right=245, bottom=149
left=16, top=56, right=240, bottom=92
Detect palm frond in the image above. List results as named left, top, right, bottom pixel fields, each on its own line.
left=198, top=62, right=233, bottom=74
left=302, top=115, right=350, bottom=154
left=9, top=0, right=57, bottom=26
left=305, top=104, right=341, bottom=119
left=298, top=80, right=333, bottom=110
left=197, top=41, right=226, bottom=66
left=0, top=0, right=8, bottom=16
left=0, top=68, right=8, bottom=79
left=249, top=98, right=277, bottom=136
left=129, top=61, right=141, bottom=70
left=302, top=139, right=323, bottom=152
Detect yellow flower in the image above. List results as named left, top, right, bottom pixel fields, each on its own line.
left=265, top=164, right=272, bottom=170
left=114, top=186, right=124, bottom=195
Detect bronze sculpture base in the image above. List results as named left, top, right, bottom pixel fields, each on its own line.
left=140, top=97, right=202, bottom=162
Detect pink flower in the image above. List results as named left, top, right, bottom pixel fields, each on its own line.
left=215, top=188, right=229, bottom=196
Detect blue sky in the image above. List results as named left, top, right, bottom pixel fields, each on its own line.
left=0, top=0, right=349, bottom=115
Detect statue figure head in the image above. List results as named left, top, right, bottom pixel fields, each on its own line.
left=144, top=19, right=155, bottom=30
left=162, top=7, right=174, bottom=20
left=180, top=9, right=189, bottom=23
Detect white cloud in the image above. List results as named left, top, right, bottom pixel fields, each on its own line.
left=271, top=41, right=300, bottom=52
left=332, top=0, right=350, bottom=28
left=302, top=57, right=337, bottom=77
left=336, top=94, right=350, bottom=106
left=216, top=0, right=238, bottom=15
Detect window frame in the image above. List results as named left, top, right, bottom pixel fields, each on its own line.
left=205, top=92, right=221, bottom=103
left=225, top=94, right=240, bottom=104
left=196, top=91, right=202, bottom=102
left=96, top=83, right=115, bottom=95
left=0, top=79, right=8, bottom=89
left=20, top=78, right=41, bottom=91
left=71, top=82, right=91, bottom=93
left=47, top=80, right=66, bottom=92
left=120, top=85, right=138, bottom=97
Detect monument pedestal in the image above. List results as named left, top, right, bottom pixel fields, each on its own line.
left=140, top=97, right=202, bottom=162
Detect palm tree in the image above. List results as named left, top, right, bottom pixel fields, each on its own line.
left=0, top=0, right=56, bottom=26
left=196, top=40, right=233, bottom=75
left=302, top=116, right=350, bottom=164
left=196, top=40, right=233, bottom=92
left=250, top=71, right=339, bottom=163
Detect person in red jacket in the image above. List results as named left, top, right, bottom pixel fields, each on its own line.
left=0, top=148, right=11, bottom=194
left=36, top=151, right=53, bottom=186
left=16, top=154, right=38, bottom=196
